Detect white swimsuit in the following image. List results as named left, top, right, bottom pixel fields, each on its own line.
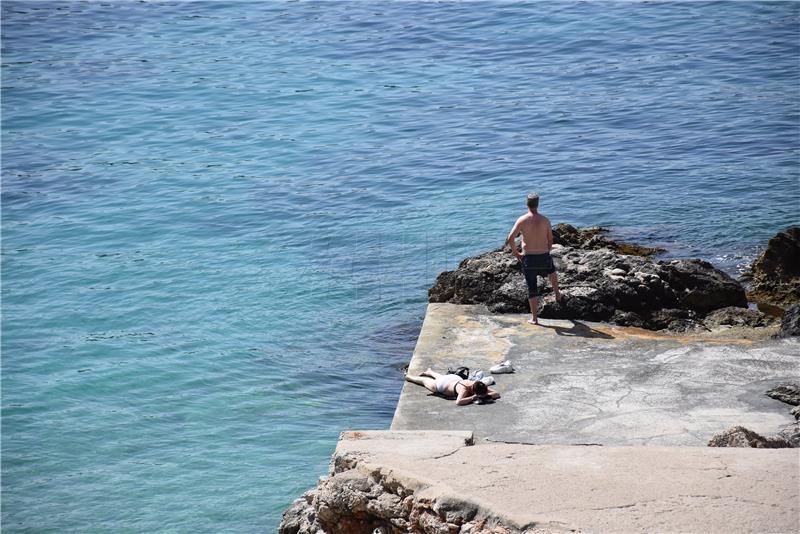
left=434, top=374, right=462, bottom=394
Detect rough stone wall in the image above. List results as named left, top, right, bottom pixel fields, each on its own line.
left=279, top=453, right=528, bottom=534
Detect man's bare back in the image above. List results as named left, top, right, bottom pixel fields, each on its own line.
left=507, top=192, right=561, bottom=324
left=512, top=212, right=552, bottom=255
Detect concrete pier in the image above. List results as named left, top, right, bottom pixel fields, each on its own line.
left=284, top=304, right=800, bottom=533
left=333, top=430, right=799, bottom=533
left=392, top=303, right=799, bottom=446
left=375, top=304, right=799, bottom=532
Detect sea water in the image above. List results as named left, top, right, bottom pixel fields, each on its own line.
left=2, top=1, right=798, bottom=532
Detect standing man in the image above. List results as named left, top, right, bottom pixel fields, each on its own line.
left=507, top=192, right=562, bottom=325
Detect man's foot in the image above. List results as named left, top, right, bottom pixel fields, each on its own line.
left=527, top=318, right=539, bottom=325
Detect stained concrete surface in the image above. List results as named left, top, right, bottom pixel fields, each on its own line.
left=392, top=304, right=800, bottom=446
left=335, top=430, right=800, bottom=534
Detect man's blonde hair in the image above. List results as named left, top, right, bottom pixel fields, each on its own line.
left=526, top=192, right=540, bottom=211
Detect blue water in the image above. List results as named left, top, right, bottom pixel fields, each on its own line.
left=2, top=1, right=798, bottom=531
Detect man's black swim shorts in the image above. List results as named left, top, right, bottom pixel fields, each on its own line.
left=521, top=252, right=555, bottom=298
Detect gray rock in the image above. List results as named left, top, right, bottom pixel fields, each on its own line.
left=552, top=224, right=665, bottom=256
left=778, top=423, right=800, bottom=447
left=704, top=307, right=769, bottom=329
left=658, top=259, right=747, bottom=314
left=766, top=383, right=800, bottom=406
left=279, top=452, right=527, bottom=534
left=747, top=226, right=800, bottom=307
left=647, top=308, right=706, bottom=333
left=279, top=493, right=320, bottom=534
left=428, top=248, right=523, bottom=311
left=429, top=226, right=748, bottom=332
left=776, top=303, right=800, bottom=338
left=707, top=426, right=794, bottom=448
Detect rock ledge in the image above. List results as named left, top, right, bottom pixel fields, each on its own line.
left=429, top=224, right=758, bottom=332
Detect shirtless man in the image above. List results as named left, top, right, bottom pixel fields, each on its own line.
left=506, top=192, right=562, bottom=325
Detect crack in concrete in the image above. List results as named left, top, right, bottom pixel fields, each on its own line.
left=432, top=446, right=465, bottom=460
left=677, top=494, right=796, bottom=509
left=551, top=492, right=797, bottom=515
left=485, top=438, right=603, bottom=446
left=547, top=497, right=664, bottom=513
left=615, top=385, right=635, bottom=408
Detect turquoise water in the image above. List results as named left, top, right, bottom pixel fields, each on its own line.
left=2, top=1, right=798, bottom=531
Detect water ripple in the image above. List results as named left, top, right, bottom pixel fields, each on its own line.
left=2, top=1, right=799, bottom=532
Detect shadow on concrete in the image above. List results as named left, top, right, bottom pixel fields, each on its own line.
left=539, top=320, right=615, bottom=339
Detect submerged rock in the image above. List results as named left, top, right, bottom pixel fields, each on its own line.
left=746, top=226, right=800, bottom=307
left=429, top=224, right=748, bottom=332
left=707, top=426, right=794, bottom=448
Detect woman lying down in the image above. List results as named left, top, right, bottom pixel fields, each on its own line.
left=405, top=368, right=501, bottom=406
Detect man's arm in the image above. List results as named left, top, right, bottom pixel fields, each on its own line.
left=507, top=219, right=522, bottom=258
left=546, top=220, right=554, bottom=250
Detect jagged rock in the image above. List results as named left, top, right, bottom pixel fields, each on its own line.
left=280, top=494, right=318, bottom=534
left=776, top=303, right=800, bottom=338
left=280, top=468, right=400, bottom=534
left=428, top=271, right=456, bottom=303
left=552, top=224, right=665, bottom=257
left=658, top=259, right=747, bottom=314
left=778, top=423, right=800, bottom=447
left=706, top=386, right=800, bottom=453
left=279, top=453, right=524, bottom=534
left=766, top=383, right=800, bottom=406
left=704, top=307, right=769, bottom=329
left=707, top=426, right=794, bottom=448
left=747, top=227, right=800, bottom=307
left=429, top=226, right=748, bottom=332
left=645, top=308, right=706, bottom=333
left=428, top=248, right=520, bottom=310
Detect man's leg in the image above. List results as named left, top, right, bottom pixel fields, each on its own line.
left=549, top=271, right=562, bottom=301
left=527, top=294, right=539, bottom=325
left=522, top=265, right=540, bottom=325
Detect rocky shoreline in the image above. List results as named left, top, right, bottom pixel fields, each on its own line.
left=280, top=434, right=511, bottom=534
left=429, top=224, right=800, bottom=335
left=280, top=227, right=800, bottom=533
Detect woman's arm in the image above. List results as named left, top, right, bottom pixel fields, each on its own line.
left=455, top=388, right=476, bottom=406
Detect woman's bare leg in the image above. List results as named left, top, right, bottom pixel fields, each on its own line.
left=421, top=368, right=444, bottom=380
left=405, top=374, right=437, bottom=393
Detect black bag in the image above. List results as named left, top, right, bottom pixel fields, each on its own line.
left=447, top=366, right=469, bottom=380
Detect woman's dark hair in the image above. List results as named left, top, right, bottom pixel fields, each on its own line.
left=473, top=381, right=488, bottom=396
